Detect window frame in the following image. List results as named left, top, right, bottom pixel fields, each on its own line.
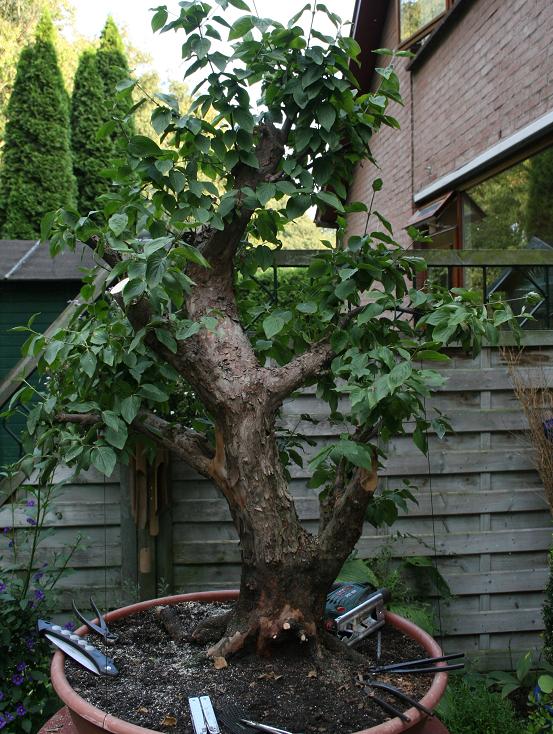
left=397, top=0, right=456, bottom=49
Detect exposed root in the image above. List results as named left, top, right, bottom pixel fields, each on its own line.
left=205, top=603, right=320, bottom=659
left=155, top=605, right=187, bottom=643
left=190, top=611, right=233, bottom=645
left=208, top=629, right=249, bottom=659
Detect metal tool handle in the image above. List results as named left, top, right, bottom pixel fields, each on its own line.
left=372, top=652, right=464, bottom=673
left=189, top=698, right=208, bottom=734
left=240, top=718, right=298, bottom=734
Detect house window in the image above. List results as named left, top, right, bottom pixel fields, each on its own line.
left=399, top=0, right=449, bottom=45
left=462, top=145, right=553, bottom=326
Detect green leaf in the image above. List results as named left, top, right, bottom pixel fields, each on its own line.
left=315, top=191, right=344, bottom=212
left=108, top=213, right=128, bottom=237
left=228, top=15, right=254, bottom=40
left=91, top=446, right=117, bottom=476
left=413, top=424, right=428, bottom=454
left=123, top=278, right=146, bottom=305
left=317, top=102, right=336, bottom=132
left=44, top=340, right=64, bottom=365
left=139, top=384, right=169, bottom=402
left=128, top=135, right=162, bottom=157
left=228, top=0, right=250, bottom=8
left=239, top=150, right=260, bottom=169
left=335, top=279, right=356, bottom=300
left=538, top=674, right=553, bottom=694
left=80, top=351, right=97, bottom=378
left=257, top=182, right=276, bottom=206
left=417, top=350, right=450, bottom=362
left=151, top=107, right=173, bottom=135
left=296, top=302, right=317, bottom=314
left=120, top=396, right=141, bottom=424
left=169, top=169, right=186, bottom=193
left=40, top=210, right=56, bottom=242
left=263, top=312, right=290, bottom=339
left=155, top=328, right=178, bottom=353
left=151, top=6, right=168, bottom=31
left=286, top=195, right=311, bottom=218
left=105, top=423, right=128, bottom=450
left=175, top=320, right=201, bottom=340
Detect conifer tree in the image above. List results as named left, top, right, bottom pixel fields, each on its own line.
left=0, top=12, right=76, bottom=238
left=71, top=49, right=113, bottom=214
left=96, top=16, right=134, bottom=140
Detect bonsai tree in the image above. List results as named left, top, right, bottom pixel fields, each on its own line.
left=22, top=1, right=516, bottom=660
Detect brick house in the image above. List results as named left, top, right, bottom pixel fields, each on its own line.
left=347, top=0, right=553, bottom=291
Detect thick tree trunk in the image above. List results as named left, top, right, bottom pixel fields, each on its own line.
left=193, top=405, right=345, bottom=657
left=166, top=241, right=373, bottom=658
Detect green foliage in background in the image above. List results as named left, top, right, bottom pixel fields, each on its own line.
left=0, top=0, right=80, bottom=142
left=0, top=479, right=81, bottom=733
left=526, top=147, right=553, bottom=246
left=96, top=16, right=134, bottom=143
left=437, top=677, right=524, bottom=734
left=0, top=12, right=76, bottom=238
left=543, top=548, right=553, bottom=665
left=71, top=49, right=114, bottom=214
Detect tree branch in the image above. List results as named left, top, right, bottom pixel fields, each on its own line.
left=86, top=235, right=121, bottom=269
left=268, top=307, right=367, bottom=407
left=318, top=452, right=378, bottom=558
left=198, top=120, right=286, bottom=265
left=57, top=410, right=214, bottom=479
left=267, top=338, right=334, bottom=409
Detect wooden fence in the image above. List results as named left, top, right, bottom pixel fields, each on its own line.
left=1, top=336, right=552, bottom=668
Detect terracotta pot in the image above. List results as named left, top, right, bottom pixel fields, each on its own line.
left=50, top=591, right=449, bottom=734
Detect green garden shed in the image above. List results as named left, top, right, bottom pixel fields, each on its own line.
left=0, top=239, right=95, bottom=468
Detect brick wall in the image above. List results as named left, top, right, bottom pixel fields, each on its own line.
left=348, top=0, right=553, bottom=245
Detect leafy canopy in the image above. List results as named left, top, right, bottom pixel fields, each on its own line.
left=13, top=0, right=521, bottom=492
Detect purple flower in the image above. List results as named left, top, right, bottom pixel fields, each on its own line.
left=8, top=541, right=13, bottom=548
left=4, top=713, right=13, bottom=723
left=0, top=716, right=5, bottom=729
left=16, top=704, right=26, bottom=717
left=2, top=527, right=9, bottom=534
left=33, top=571, right=44, bottom=582
left=25, top=638, right=35, bottom=651
left=63, top=621, right=75, bottom=631
left=0, top=582, right=6, bottom=593
left=25, top=499, right=35, bottom=507
left=16, top=662, right=26, bottom=672
left=34, top=588, right=45, bottom=602
left=11, top=674, right=24, bottom=686
left=26, top=517, right=37, bottom=526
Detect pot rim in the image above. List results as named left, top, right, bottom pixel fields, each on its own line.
left=51, top=591, right=448, bottom=734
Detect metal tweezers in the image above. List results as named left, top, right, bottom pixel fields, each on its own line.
left=72, top=597, right=118, bottom=644
left=368, top=652, right=465, bottom=675
left=363, top=678, right=434, bottom=724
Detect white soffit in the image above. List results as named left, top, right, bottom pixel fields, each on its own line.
left=414, top=108, right=553, bottom=204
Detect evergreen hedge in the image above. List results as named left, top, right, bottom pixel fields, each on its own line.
left=71, top=49, right=113, bottom=214
left=0, top=13, right=76, bottom=239
left=96, top=17, right=134, bottom=140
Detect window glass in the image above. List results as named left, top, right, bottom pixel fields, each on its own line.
left=464, top=146, right=553, bottom=250
left=463, top=146, right=553, bottom=326
left=400, top=0, right=447, bottom=42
